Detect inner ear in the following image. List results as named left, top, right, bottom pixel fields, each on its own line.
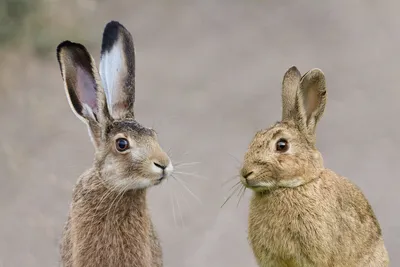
left=76, top=67, right=99, bottom=116
left=297, top=68, right=327, bottom=136
left=305, top=84, right=321, bottom=121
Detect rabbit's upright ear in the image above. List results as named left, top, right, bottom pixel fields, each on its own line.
left=295, top=68, right=327, bottom=139
left=57, top=41, right=106, bottom=148
left=281, top=66, right=301, bottom=120
left=99, top=21, right=136, bottom=120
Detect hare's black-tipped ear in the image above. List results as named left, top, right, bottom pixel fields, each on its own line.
left=295, top=68, right=327, bottom=139
left=282, top=66, right=301, bottom=120
left=99, top=21, right=135, bottom=120
left=56, top=41, right=104, bottom=148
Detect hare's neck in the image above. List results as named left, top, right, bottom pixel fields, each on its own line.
left=73, top=173, right=154, bottom=266
left=98, top=186, right=149, bottom=219
left=82, top=171, right=150, bottom=221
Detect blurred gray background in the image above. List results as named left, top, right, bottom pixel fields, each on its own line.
left=0, top=0, right=399, bottom=266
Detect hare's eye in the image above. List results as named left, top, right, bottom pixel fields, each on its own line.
left=276, top=138, right=289, bottom=152
left=116, top=138, right=130, bottom=152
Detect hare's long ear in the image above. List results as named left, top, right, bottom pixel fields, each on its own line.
left=282, top=66, right=301, bottom=120
left=56, top=41, right=106, bottom=148
left=295, top=68, right=327, bottom=139
left=99, top=21, right=135, bottom=120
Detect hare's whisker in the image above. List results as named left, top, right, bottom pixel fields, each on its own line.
left=174, top=161, right=201, bottom=168
left=87, top=183, right=119, bottom=235
left=173, top=171, right=208, bottom=180
left=169, top=187, right=177, bottom=227
left=105, top=183, right=130, bottom=228
left=171, top=174, right=202, bottom=204
left=174, top=189, right=185, bottom=228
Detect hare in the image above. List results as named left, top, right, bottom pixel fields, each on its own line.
left=56, top=21, right=172, bottom=267
left=240, top=66, right=389, bottom=267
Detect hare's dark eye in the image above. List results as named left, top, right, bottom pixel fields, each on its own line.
left=276, top=138, right=289, bottom=152
left=116, top=138, right=130, bottom=152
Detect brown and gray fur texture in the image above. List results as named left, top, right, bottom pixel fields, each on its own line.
left=240, top=66, right=389, bottom=267
left=56, top=21, right=173, bottom=267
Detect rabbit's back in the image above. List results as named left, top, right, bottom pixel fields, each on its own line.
left=248, top=169, right=388, bottom=267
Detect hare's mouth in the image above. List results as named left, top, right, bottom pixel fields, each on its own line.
left=154, top=175, right=167, bottom=185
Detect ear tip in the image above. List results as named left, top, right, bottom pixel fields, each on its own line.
left=288, top=65, right=299, bottom=72
left=284, top=65, right=301, bottom=79
left=56, top=40, right=72, bottom=55
left=101, top=20, right=132, bottom=55
left=309, top=68, right=325, bottom=77
left=287, top=65, right=301, bottom=75
left=57, top=41, right=88, bottom=55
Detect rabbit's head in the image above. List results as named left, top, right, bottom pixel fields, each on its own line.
left=56, top=21, right=173, bottom=191
left=240, top=67, right=327, bottom=192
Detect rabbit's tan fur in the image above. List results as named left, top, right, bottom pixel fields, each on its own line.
left=241, top=67, right=389, bottom=267
left=57, top=21, right=171, bottom=267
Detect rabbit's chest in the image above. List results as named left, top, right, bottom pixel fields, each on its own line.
left=248, top=192, right=336, bottom=266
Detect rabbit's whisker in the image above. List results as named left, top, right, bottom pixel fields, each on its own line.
left=227, top=152, right=242, bottom=168
left=222, top=175, right=240, bottom=186
left=220, top=181, right=242, bottom=208
left=237, top=185, right=246, bottom=207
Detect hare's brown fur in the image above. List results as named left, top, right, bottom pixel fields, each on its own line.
left=60, top=169, right=162, bottom=267
left=57, top=21, right=171, bottom=266
left=241, top=67, right=389, bottom=267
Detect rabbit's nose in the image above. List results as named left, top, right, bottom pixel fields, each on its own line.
left=243, top=171, right=254, bottom=180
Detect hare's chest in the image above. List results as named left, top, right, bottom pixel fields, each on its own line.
left=71, top=214, right=153, bottom=267
left=248, top=195, right=334, bottom=266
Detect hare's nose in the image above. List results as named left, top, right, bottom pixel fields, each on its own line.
left=153, top=162, right=167, bottom=170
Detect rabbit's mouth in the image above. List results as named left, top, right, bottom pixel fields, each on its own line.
left=242, top=178, right=277, bottom=191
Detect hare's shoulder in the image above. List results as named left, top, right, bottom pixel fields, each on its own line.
left=70, top=168, right=103, bottom=200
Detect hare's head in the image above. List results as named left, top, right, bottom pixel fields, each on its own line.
left=240, top=67, right=327, bottom=192
left=56, top=21, right=172, bottom=191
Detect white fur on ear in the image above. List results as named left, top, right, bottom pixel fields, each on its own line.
left=99, top=39, right=127, bottom=118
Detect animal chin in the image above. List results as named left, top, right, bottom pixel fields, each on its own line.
left=246, top=180, right=277, bottom=191
left=276, top=178, right=304, bottom=188
left=153, top=175, right=166, bottom=185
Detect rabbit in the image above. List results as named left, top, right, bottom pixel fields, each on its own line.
left=56, top=21, right=172, bottom=267
left=239, top=66, right=389, bottom=267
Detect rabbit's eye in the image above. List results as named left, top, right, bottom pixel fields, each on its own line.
left=116, top=138, right=130, bottom=152
left=276, top=139, right=289, bottom=152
